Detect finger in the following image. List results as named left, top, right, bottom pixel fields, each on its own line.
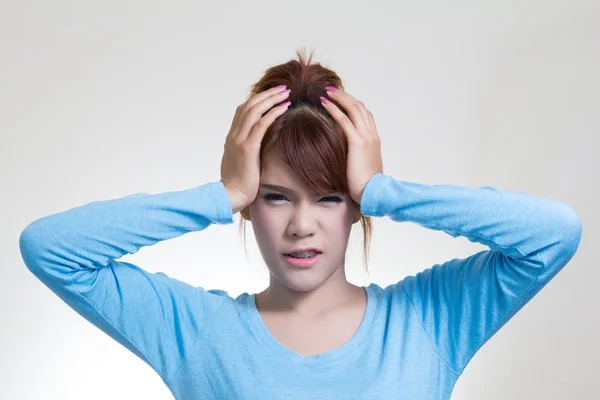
left=230, top=86, right=286, bottom=137
left=366, top=110, right=378, bottom=140
left=358, top=107, right=371, bottom=135
left=238, top=89, right=291, bottom=141
left=319, top=96, right=363, bottom=143
left=245, top=85, right=288, bottom=110
left=335, top=91, right=371, bottom=133
left=229, top=103, right=244, bottom=135
left=247, top=100, right=291, bottom=145
left=324, top=89, right=370, bottom=139
left=329, top=89, right=380, bottom=142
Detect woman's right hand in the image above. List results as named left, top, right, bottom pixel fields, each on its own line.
left=220, top=86, right=292, bottom=214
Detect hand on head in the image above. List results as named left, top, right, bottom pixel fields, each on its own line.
left=220, top=85, right=292, bottom=214
left=220, top=84, right=384, bottom=214
left=319, top=87, right=384, bottom=205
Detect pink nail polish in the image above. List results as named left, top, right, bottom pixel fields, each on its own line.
left=325, top=86, right=337, bottom=92
left=320, top=96, right=330, bottom=104
left=276, top=85, right=286, bottom=89
left=279, top=101, right=291, bottom=108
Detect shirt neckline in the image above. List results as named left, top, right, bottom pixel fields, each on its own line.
left=243, top=284, right=377, bottom=365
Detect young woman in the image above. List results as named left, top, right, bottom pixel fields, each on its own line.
left=20, top=50, right=582, bottom=399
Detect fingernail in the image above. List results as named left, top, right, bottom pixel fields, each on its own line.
left=279, top=101, right=292, bottom=108
left=276, top=85, right=286, bottom=89
left=278, top=89, right=291, bottom=95
left=320, top=96, right=330, bottom=104
left=325, top=86, right=337, bottom=92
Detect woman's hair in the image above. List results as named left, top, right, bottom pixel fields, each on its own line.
left=238, top=47, right=373, bottom=273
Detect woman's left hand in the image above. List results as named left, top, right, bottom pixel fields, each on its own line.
left=320, top=87, right=384, bottom=205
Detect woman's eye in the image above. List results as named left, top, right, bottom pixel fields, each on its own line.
left=262, top=193, right=343, bottom=203
left=320, top=196, right=343, bottom=203
left=263, top=193, right=287, bottom=202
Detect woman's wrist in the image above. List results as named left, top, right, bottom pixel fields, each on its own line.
left=223, top=185, right=250, bottom=215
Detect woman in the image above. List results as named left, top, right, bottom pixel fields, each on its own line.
left=19, top=50, right=582, bottom=399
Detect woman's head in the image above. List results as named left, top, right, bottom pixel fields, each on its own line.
left=238, top=48, right=373, bottom=290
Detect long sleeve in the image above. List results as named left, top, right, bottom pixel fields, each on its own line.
left=18, top=181, right=235, bottom=383
left=359, top=173, right=583, bottom=375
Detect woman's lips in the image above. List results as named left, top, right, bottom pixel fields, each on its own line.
left=283, top=253, right=322, bottom=268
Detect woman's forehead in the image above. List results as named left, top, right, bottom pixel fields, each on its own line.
left=261, top=151, right=296, bottom=179
left=260, top=148, right=343, bottom=196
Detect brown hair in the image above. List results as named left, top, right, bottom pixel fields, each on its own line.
left=238, top=47, right=373, bottom=273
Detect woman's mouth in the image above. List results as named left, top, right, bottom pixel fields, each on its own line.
left=282, top=253, right=322, bottom=268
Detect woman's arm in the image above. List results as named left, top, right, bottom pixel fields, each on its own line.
left=360, top=172, right=582, bottom=375
left=19, top=181, right=234, bottom=383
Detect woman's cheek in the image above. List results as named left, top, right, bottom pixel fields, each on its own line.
left=250, top=204, right=281, bottom=238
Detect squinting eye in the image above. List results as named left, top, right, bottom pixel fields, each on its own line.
left=320, top=196, right=343, bottom=203
left=262, top=193, right=343, bottom=203
left=263, top=193, right=286, bottom=202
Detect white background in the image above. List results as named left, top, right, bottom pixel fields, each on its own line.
left=2, top=0, right=598, bottom=398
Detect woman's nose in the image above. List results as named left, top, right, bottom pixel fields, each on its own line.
left=287, top=208, right=318, bottom=236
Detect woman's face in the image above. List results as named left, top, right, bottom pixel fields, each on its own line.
left=247, top=149, right=360, bottom=292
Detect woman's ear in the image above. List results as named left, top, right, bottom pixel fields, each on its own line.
left=240, top=207, right=251, bottom=221
left=352, top=208, right=361, bottom=224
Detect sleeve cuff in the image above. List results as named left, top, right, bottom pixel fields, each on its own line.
left=360, top=173, right=394, bottom=218
left=208, top=181, right=234, bottom=224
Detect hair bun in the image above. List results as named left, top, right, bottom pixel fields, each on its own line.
left=249, top=48, right=343, bottom=103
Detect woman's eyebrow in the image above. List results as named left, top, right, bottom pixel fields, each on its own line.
left=260, top=184, right=296, bottom=194
left=260, top=184, right=340, bottom=197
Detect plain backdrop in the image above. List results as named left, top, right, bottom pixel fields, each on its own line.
left=1, top=1, right=598, bottom=399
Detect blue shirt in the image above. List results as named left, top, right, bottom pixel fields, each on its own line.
left=19, top=173, right=582, bottom=399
